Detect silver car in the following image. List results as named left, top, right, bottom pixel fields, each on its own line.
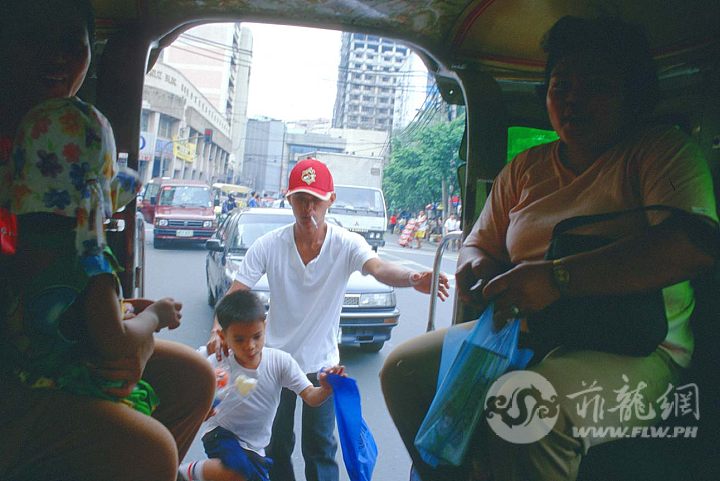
left=205, top=208, right=399, bottom=352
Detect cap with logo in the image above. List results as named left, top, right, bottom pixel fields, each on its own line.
left=286, top=158, right=334, bottom=201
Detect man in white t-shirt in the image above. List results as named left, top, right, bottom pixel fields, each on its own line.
left=206, top=158, right=450, bottom=481
left=443, top=214, right=461, bottom=250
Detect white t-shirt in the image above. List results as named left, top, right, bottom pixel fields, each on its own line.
left=443, top=218, right=460, bottom=234
left=203, top=347, right=312, bottom=455
left=233, top=222, right=377, bottom=372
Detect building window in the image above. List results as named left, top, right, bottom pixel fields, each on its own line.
left=140, top=111, right=150, bottom=132
left=397, top=47, right=408, bottom=54
left=158, top=115, right=175, bottom=139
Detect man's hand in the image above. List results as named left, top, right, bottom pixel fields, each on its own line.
left=410, top=271, right=450, bottom=301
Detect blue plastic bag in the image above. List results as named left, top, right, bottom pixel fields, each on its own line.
left=326, top=373, right=378, bottom=481
left=414, top=303, right=532, bottom=467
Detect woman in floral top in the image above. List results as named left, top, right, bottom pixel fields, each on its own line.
left=0, top=2, right=214, bottom=480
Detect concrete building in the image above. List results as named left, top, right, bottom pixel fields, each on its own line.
left=160, top=23, right=253, bottom=182
left=240, top=119, right=388, bottom=195
left=332, top=33, right=411, bottom=133
left=139, top=62, right=232, bottom=184
left=243, top=118, right=285, bottom=196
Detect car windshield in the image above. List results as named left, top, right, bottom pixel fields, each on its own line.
left=330, top=186, right=385, bottom=216
left=158, top=186, right=212, bottom=207
left=230, top=214, right=295, bottom=250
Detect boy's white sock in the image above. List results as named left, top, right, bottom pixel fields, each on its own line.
left=178, top=460, right=207, bottom=481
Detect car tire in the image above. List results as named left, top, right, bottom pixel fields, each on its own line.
left=372, top=245, right=378, bottom=252
left=360, top=341, right=384, bottom=353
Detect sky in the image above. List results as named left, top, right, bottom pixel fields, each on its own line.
left=244, top=23, right=342, bottom=122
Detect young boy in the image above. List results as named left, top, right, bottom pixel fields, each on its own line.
left=180, top=290, right=345, bottom=481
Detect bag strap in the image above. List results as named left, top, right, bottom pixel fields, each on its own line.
left=551, top=204, right=691, bottom=237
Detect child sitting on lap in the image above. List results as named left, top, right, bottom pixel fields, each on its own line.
left=180, top=290, right=345, bottom=481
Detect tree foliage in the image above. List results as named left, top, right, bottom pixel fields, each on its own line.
left=383, top=114, right=465, bottom=213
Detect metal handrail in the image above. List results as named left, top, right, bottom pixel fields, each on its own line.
left=426, top=230, right=462, bottom=332
left=134, top=212, right=145, bottom=297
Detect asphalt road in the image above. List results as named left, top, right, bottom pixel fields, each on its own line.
left=146, top=228, right=460, bottom=481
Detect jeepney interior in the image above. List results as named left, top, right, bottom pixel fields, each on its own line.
left=12, top=0, right=720, bottom=479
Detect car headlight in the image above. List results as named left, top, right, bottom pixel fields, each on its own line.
left=359, top=292, right=395, bottom=307
left=254, top=291, right=271, bottom=307
left=157, top=219, right=168, bottom=226
left=203, top=220, right=213, bottom=228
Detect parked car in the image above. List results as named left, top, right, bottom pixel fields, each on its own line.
left=205, top=208, right=399, bottom=352
left=138, top=178, right=217, bottom=248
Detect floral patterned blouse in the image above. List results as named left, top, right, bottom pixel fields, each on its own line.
left=0, top=98, right=154, bottom=413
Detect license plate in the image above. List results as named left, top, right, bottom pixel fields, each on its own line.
left=176, top=229, right=193, bottom=237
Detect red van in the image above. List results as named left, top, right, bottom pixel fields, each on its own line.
left=138, top=178, right=216, bottom=248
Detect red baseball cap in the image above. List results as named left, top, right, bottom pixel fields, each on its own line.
left=286, top=158, right=334, bottom=201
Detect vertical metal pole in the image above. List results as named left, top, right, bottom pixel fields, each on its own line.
left=426, top=231, right=463, bottom=332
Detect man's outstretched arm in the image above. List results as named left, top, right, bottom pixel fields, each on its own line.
left=362, top=257, right=450, bottom=300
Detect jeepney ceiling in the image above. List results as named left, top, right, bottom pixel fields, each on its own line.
left=91, top=0, right=719, bottom=81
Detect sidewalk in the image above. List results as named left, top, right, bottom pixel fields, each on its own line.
left=384, top=231, right=461, bottom=254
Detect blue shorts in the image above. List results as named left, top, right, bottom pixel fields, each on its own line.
left=201, top=426, right=272, bottom=481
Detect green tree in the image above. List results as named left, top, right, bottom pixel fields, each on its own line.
left=384, top=114, right=465, bottom=213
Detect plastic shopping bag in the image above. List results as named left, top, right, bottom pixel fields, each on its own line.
left=326, top=373, right=378, bottom=481
left=414, top=303, right=531, bottom=467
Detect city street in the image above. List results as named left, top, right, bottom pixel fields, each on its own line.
left=148, top=226, right=460, bottom=481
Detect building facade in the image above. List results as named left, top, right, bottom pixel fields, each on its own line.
left=139, top=62, right=233, bottom=185
left=243, top=118, right=285, bottom=196
left=152, top=23, right=253, bottom=183
left=332, top=33, right=411, bottom=133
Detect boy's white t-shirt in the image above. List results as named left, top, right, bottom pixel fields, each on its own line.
left=203, top=347, right=312, bottom=455
left=233, top=222, right=377, bottom=372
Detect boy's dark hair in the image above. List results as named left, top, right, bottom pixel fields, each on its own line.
left=540, top=16, right=658, bottom=117
left=215, top=290, right=266, bottom=330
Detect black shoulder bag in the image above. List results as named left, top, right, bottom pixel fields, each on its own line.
left=527, top=205, right=706, bottom=357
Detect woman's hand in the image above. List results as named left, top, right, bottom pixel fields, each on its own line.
left=122, top=298, right=155, bottom=319
left=90, top=345, right=153, bottom=398
left=482, top=261, right=561, bottom=328
left=456, top=256, right=489, bottom=309
left=144, top=298, right=182, bottom=331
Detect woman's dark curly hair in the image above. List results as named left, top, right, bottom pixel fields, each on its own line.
left=540, top=16, right=659, bottom=117
left=2, top=0, right=95, bottom=45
